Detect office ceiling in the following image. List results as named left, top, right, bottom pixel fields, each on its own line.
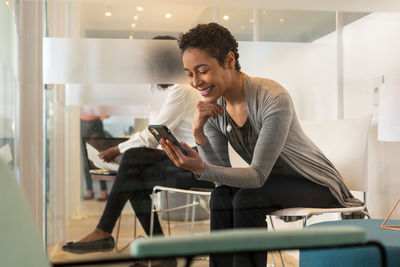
left=77, top=1, right=368, bottom=41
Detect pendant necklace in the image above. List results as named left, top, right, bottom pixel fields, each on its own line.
left=227, top=123, right=232, bottom=133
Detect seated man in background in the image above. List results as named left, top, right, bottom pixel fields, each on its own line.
left=80, top=115, right=110, bottom=201
left=62, top=36, right=214, bottom=256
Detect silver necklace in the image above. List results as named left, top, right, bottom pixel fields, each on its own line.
left=227, top=123, right=232, bottom=132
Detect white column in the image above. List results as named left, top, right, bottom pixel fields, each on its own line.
left=253, top=8, right=260, bottom=41
left=336, top=11, right=344, bottom=119
left=212, top=7, right=220, bottom=23
left=15, top=0, right=45, bottom=241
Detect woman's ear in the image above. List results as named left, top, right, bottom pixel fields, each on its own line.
left=225, top=51, right=236, bottom=69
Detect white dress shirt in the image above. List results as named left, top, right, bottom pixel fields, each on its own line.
left=118, top=84, right=201, bottom=153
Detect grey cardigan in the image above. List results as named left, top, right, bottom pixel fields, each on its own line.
left=197, top=73, right=362, bottom=208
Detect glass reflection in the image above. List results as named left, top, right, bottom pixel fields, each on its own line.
left=44, top=1, right=377, bottom=265
left=0, top=0, right=17, bottom=169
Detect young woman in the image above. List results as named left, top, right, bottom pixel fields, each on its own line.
left=160, top=23, right=363, bottom=267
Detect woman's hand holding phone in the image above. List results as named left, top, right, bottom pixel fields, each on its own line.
left=160, top=139, right=205, bottom=175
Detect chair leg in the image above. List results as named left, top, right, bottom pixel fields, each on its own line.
left=134, top=213, right=137, bottom=238
left=165, top=191, right=171, bottom=236
left=269, top=251, right=277, bottom=267
left=114, top=213, right=138, bottom=253
left=184, top=194, right=191, bottom=233
left=268, top=216, right=286, bottom=267
left=191, top=195, right=197, bottom=233
left=150, top=188, right=156, bottom=237
left=302, top=216, right=308, bottom=228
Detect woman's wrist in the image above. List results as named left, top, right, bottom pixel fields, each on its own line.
left=193, top=130, right=207, bottom=146
left=194, top=161, right=206, bottom=175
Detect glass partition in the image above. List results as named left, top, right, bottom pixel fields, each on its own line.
left=0, top=0, right=17, bottom=169
left=44, top=1, right=378, bottom=265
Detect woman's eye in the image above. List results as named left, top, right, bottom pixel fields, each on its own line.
left=199, top=70, right=208, bottom=74
left=186, top=73, right=193, bottom=77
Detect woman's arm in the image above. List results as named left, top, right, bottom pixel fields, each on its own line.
left=197, top=119, right=231, bottom=167
left=198, top=93, right=294, bottom=188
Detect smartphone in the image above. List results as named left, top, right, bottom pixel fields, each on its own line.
left=148, top=125, right=187, bottom=155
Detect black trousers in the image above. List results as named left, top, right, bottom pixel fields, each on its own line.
left=209, top=175, right=341, bottom=267
left=97, top=147, right=214, bottom=236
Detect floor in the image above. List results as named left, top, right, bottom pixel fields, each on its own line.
left=48, top=197, right=299, bottom=267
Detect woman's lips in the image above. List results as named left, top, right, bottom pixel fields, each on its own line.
left=200, top=86, right=213, bottom=96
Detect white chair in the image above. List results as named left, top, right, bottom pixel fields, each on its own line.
left=268, top=116, right=372, bottom=228
left=149, top=186, right=212, bottom=237
left=229, top=116, right=372, bottom=267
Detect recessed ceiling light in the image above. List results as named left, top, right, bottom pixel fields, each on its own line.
left=104, top=11, right=112, bottom=17
left=165, top=13, right=172, bottom=19
left=136, top=6, right=144, bottom=12
left=240, top=26, right=245, bottom=30
left=129, top=35, right=134, bottom=39
left=279, top=18, right=285, bottom=23
left=131, top=23, right=136, bottom=28
left=249, top=18, right=254, bottom=23
left=5, top=1, right=9, bottom=6
left=133, top=15, right=139, bottom=20
left=223, top=15, right=229, bottom=21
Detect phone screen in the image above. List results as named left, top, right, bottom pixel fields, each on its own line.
left=148, top=125, right=187, bottom=155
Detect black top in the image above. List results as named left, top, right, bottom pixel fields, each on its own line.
left=225, top=112, right=301, bottom=178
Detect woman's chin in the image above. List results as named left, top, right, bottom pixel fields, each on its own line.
left=202, top=95, right=219, bottom=103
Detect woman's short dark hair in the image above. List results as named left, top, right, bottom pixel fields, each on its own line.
left=178, top=23, right=241, bottom=71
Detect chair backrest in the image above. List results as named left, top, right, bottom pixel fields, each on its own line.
left=0, top=159, right=50, bottom=267
left=300, top=116, right=371, bottom=192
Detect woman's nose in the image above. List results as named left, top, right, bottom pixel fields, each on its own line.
left=192, top=75, right=202, bottom=88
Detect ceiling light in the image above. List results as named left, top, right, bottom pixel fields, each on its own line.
left=104, top=11, right=112, bottom=17
left=129, top=35, right=134, bottom=39
left=131, top=23, right=136, bottom=28
left=165, top=13, right=172, bottom=19
left=136, top=6, right=144, bottom=12
left=262, top=10, right=267, bottom=15
left=249, top=18, right=254, bottom=23
left=240, top=26, right=245, bottom=30
left=223, top=15, right=229, bottom=21
left=279, top=18, right=285, bottom=23
left=5, top=1, right=9, bottom=6
left=133, top=15, right=139, bottom=20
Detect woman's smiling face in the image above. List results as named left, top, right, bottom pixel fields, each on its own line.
left=183, top=48, right=234, bottom=102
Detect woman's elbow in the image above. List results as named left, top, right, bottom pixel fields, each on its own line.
left=247, top=174, right=267, bottom=189
left=249, top=168, right=268, bottom=188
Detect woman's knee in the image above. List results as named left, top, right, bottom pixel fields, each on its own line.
left=232, top=188, right=272, bottom=210
left=121, top=147, right=148, bottom=163
left=210, top=186, right=234, bottom=210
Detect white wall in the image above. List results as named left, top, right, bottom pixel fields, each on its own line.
left=310, top=13, right=400, bottom=219
left=342, top=13, right=400, bottom=219
left=239, top=41, right=337, bottom=120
